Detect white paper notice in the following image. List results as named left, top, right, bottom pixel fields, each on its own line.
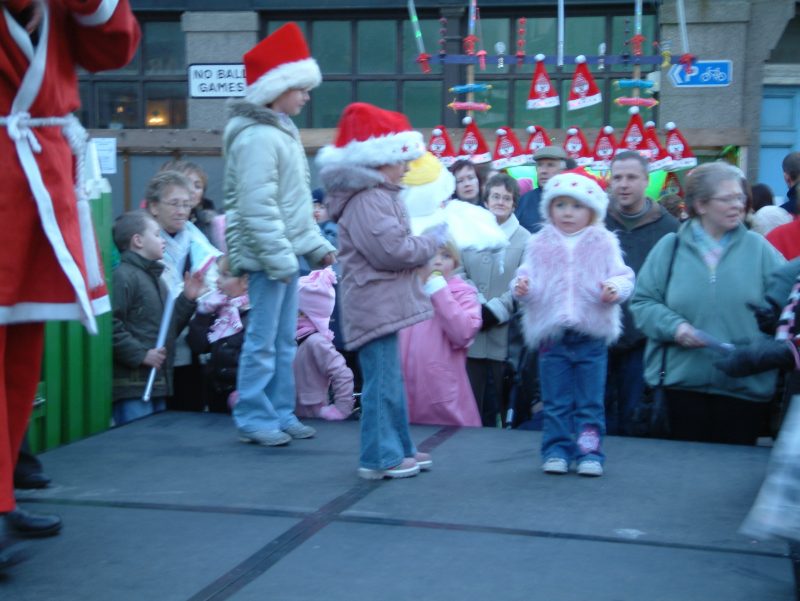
left=93, top=137, right=117, bottom=174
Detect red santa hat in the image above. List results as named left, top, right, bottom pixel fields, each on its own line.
left=567, top=55, right=602, bottom=111
left=592, top=126, right=618, bottom=171
left=428, top=125, right=457, bottom=167
left=243, top=23, right=322, bottom=106
left=492, top=127, right=527, bottom=169
left=562, top=126, right=592, bottom=167
left=316, top=102, right=425, bottom=168
left=525, top=125, right=553, bottom=162
left=458, top=117, right=492, bottom=164
left=644, top=121, right=674, bottom=172
left=664, top=122, right=698, bottom=170
left=527, top=54, right=560, bottom=109
left=619, top=107, right=651, bottom=158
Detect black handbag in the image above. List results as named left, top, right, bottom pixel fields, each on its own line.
left=630, top=235, right=680, bottom=438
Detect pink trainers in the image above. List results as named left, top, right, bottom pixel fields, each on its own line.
left=412, top=452, right=433, bottom=471
left=319, top=404, right=348, bottom=421
left=358, top=457, right=420, bottom=480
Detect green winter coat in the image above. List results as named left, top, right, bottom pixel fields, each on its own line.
left=630, top=221, right=786, bottom=402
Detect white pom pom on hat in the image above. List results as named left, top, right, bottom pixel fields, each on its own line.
left=603, top=125, right=614, bottom=134
left=628, top=106, right=640, bottom=115
left=575, top=54, right=587, bottom=64
left=665, top=122, right=677, bottom=130
left=462, top=116, right=473, bottom=125
left=535, top=53, right=546, bottom=62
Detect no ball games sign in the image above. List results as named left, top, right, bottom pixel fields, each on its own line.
left=189, top=64, right=246, bottom=98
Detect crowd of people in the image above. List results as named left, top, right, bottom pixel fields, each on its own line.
left=6, top=8, right=800, bottom=571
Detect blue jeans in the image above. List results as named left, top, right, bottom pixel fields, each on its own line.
left=357, top=333, right=416, bottom=470
left=113, top=396, right=166, bottom=426
left=605, top=345, right=646, bottom=436
left=234, top=271, right=300, bottom=433
left=538, top=331, right=607, bottom=464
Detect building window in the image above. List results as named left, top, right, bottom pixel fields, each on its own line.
left=267, top=9, right=655, bottom=130
left=78, top=17, right=187, bottom=129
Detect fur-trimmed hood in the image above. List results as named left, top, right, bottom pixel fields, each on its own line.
left=223, top=100, right=295, bottom=149
left=320, top=164, right=394, bottom=223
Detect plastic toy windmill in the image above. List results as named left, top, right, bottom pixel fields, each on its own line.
left=407, top=0, right=431, bottom=73
left=675, top=0, right=697, bottom=73
left=464, top=0, right=478, bottom=56
left=614, top=0, right=659, bottom=109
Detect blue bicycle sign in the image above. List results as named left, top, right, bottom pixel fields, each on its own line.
left=669, top=60, right=732, bottom=88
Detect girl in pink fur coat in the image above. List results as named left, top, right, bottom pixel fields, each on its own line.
left=512, top=171, right=634, bottom=478
left=399, top=239, right=483, bottom=427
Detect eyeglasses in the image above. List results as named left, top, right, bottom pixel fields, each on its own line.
left=488, top=193, right=514, bottom=203
left=709, top=194, right=746, bottom=205
left=162, top=200, right=192, bottom=210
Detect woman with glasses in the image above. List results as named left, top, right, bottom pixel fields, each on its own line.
left=145, top=170, right=222, bottom=412
left=630, top=162, right=786, bottom=444
left=459, top=173, right=530, bottom=426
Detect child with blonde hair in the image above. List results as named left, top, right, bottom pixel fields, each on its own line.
left=513, top=170, right=634, bottom=477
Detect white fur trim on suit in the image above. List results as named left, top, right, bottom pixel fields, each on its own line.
left=245, top=57, right=322, bottom=107
left=316, top=130, right=425, bottom=168
left=74, top=0, right=119, bottom=26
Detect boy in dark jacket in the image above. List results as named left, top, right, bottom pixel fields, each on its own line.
left=112, top=211, right=205, bottom=425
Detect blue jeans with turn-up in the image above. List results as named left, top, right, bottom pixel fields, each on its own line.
left=538, top=330, right=607, bottom=464
left=234, top=271, right=301, bottom=434
left=357, top=333, right=417, bottom=470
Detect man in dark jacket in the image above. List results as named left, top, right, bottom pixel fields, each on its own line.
left=779, top=152, right=800, bottom=216
left=514, top=146, right=568, bottom=234
left=604, top=151, right=679, bottom=435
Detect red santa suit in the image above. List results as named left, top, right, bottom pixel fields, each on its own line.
left=0, top=0, right=140, bottom=512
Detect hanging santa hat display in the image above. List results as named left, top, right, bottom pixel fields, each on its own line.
left=524, top=125, right=552, bottom=162
left=568, top=55, right=602, bottom=111
left=562, top=126, right=592, bottom=167
left=619, top=107, right=650, bottom=158
left=592, top=126, right=618, bottom=171
left=661, top=171, right=685, bottom=198
left=664, top=122, right=697, bottom=170
left=527, top=54, right=560, bottom=110
left=644, top=121, right=673, bottom=172
left=458, top=117, right=492, bottom=164
left=492, top=127, right=527, bottom=169
left=428, top=125, right=457, bottom=167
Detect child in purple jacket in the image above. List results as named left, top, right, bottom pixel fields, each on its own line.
left=293, top=268, right=354, bottom=420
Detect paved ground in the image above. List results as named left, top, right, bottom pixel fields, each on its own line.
left=3, top=412, right=797, bottom=600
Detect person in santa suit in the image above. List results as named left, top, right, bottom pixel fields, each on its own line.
left=0, top=0, right=140, bottom=570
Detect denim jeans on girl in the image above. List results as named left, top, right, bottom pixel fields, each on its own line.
left=357, top=333, right=417, bottom=470
left=234, top=271, right=301, bottom=434
left=538, top=330, right=608, bottom=464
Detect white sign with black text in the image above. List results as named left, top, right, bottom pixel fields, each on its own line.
left=188, top=64, right=246, bottom=98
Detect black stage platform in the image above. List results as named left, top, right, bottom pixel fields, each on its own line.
left=5, top=412, right=796, bottom=600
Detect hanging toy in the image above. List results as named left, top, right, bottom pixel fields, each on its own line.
left=448, top=101, right=492, bottom=112
left=449, top=83, right=493, bottom=94
left=438, top=17, right=448, bottom=59
left=406, top=0, right=431, bottom=74
left=615, top=97, right=659, bottom=108
left=527, top=54, right=560, bottom=109
left=675, top=0, right=697, bottom=73
left=464, top=0, right=478, bottom=55
left=475, top=6, right=487, bottom=70
left=655, top=39, right=672, bottom=70
left=516, top=18, right=527, bottom=65
left=616, top=79, right=654, bottom=90
left=598, top=42, right=607, bottom=71
left=495, top=41, right=506, bottom=70
left=567, top=55, right=602, bottom=110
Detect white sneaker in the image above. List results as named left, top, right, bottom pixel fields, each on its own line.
left=358, top=458, right=420, bottom=480
left=542, top=457, right=569, bottom=474
left=577, top=460, right=604, bottom=477
left=238, top=430, right=291, bottom=446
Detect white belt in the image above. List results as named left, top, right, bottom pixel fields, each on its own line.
left=0, top=111, right=103, bottom=291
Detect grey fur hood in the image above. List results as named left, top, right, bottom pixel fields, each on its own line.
left=320, top=164, right=393, bottom=223
left=223, top=100, right=295, bottom=149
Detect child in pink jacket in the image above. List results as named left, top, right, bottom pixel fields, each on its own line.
left=512, top=170, right=634, bottom=478
left=400, top=238, right=482, bottom=427
left=294, top=268, right=355, bottom=421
